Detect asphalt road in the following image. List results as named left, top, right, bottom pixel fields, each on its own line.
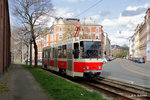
left=101, top=58, right=150, bottom=88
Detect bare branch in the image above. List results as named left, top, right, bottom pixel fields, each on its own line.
left=11, top=0, right=54, bottom=67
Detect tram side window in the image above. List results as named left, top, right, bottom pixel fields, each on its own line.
left=80, top=41, right=84, bottom=58
left=58, top=46, right=62, bottom=58
left=42, top=51, right=44, bottom=59
left=48, top=48, right=51, bottom=58
left=99, top=48, right=102, bottom=58
left=67, top=43, right=72, bottom=59
left=73, top=43, right=79, bottom=59
left=44, top=50, right=46, bottom=58
left=63, top=45, right=67, bottom=58
left=44, top=50, right=48, bottom=58
left=54, top=47, right=58, bottom=58
left=51, top=48, right=53, bottom=59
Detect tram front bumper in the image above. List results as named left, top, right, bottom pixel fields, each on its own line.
left=84, top=71, right=101, bottom=77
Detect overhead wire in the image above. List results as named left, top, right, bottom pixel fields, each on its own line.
left=77, top=0, right=103, bottom=17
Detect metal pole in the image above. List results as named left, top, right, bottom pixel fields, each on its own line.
left=30, top=40, right=32, bottom=67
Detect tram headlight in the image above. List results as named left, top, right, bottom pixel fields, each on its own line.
left=99, top=66, right=101, bottom=69
left=87, top=66, right=89, bottom=69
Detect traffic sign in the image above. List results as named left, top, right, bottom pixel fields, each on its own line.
left=147, top=50, right=150, bottom=54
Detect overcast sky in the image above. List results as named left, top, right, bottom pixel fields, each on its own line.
left=9, top=0, right=150, bottom=46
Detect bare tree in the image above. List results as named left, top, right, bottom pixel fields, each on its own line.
left=11, top=0, right=53, bottom=67
left=11, top=27, right=29, bottom=63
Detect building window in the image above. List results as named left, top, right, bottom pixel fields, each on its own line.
left=59, top=34, right=63, bottom=40
left=46, top=35, right=48, bottom=42
left=54, top=34, right=56, bottom=41
left=96, top=28, right=99, bottom=33
left=89, top=35, right=92, bottom=39
left=88, top=28, right=91, bottom=32
left=51, top=35, right=53, bottom=41
left=82, top=28, right=84, bottom=32
left=60, top=27, right=62, bottom=32
left=67, top=34, right=70, bottom=39
left=96, top=34, right=99, bottom=39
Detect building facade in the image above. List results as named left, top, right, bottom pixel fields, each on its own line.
left=111, top=45, right=122, bottom=57
left=146, top=9, right=150, bottom=61
left=134, top=25, right=140, bottom=58
left=33, top=17, right=111, bottom=60
left=103, top=32, right=111, bottom=57
left=0, top=0, right=11, bottom=74
left=129, top=8, right=150, bottom=61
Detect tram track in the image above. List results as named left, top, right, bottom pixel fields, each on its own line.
left=76, top=76, right=150, bottom=100
left=41, top=67, right=150, bottom=100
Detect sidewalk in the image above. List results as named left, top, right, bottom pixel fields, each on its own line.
left=0, top=64, right=50, bottom=100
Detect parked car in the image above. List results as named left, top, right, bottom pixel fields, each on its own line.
left=132, top=57, right=136, bottom=62
left=102, top=58, right=107, bottom=64
left=138, top=58, right=145, bottom=63
left=135, top=58, right=139, bottom=63
left=106, top=56, right=111, bottom=61
left=129, top=57, right=132, bottom=61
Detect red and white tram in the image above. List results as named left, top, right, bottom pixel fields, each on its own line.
left=42, top=37, right=103, bottom=77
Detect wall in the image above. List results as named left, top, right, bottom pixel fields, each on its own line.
left=0, top=0, right=11, bottom=74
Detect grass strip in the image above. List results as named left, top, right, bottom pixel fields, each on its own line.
left=0, top=65, right=11, bottom=96
left=22, top=64, right=106, bottom=100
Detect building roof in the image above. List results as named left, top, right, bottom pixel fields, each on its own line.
left=146, top=8, right=150, bottom=13
left=80, top=18, right=100, bottom=26
left=111, top=45, right=121, bottom=49
left=54, top=17, right=102, bottom=26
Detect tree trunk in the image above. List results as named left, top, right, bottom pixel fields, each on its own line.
left=33, top=38, right=38, bottom=67
left=26, top=45, right=29, bottom=65
left=31, top=23, right=38, bottom=67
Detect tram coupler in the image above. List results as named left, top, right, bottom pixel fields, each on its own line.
left=84, top=71, right=101, bottom=78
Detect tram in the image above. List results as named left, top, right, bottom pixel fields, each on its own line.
left=42, top=37, right=103, bottom=77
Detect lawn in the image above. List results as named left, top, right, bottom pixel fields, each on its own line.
left=0, top=66, right=11, bottom=96
left=22, top=64, right=106, bottom=100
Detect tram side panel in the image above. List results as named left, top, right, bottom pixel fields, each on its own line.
left=73, top=60, right=103, bottom=77
left=49, top=48, right=54, bottom=70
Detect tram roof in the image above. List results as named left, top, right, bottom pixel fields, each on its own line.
left=43, top=37, right=101, bottom=50
left=55, top=37, right=101, bottom=46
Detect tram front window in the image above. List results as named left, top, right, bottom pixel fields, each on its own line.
left=80, top=41, right=101, bottom=58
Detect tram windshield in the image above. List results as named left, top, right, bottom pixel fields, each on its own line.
left=80, top=41, right=101, bottom=58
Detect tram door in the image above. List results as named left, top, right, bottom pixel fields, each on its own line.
left=54, top=47, right=58, bottom=71
left=48, top=49, right=50, bottom=67
left=73, top=43, right=79, bottom=59
left=67, top=43, right=73, bottom=76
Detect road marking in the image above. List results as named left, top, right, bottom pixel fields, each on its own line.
left=121, top=59, right=150, bottom=77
